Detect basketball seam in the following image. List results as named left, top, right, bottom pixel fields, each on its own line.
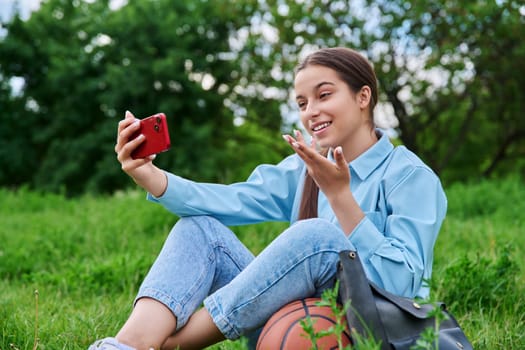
left=256, top=298, right=352, bottom=349
left=257, top=302, right=306, bottom=346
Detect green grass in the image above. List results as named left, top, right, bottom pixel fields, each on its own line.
left=1, top=176, right=524, bottom=349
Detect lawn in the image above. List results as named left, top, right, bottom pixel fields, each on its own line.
left=1, top=176, right=524, bottom=349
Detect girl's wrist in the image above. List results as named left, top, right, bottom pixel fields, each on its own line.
left=329, top=187, right=364, bottom=235
left=132, top=165, right=167, bottom=197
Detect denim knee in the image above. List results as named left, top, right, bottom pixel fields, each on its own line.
left=204, top=218, right=353, bottom=339
left=286, top=218, right=351, bottom=250
left=173, top=215, right=223, bottom=242
left=136, top=215, right=254, bottom=331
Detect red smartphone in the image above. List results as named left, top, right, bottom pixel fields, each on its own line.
left=131, top=113, right=171, bottom=159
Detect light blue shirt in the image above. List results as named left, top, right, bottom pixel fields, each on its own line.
left=148, top=131, right=447, bottom=298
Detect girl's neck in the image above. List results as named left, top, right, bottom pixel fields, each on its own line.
left=341, top=127, right=378, bottom=162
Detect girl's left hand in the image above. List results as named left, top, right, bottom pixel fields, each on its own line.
left=283, top=130, right=350, bottom=200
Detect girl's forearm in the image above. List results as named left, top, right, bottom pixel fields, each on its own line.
left=132, top=165, right=168, bottom=198
left=328, top=187, right=365, bottom=236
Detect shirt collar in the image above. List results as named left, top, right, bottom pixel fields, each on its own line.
left=349, top=129, right=393, bottom=180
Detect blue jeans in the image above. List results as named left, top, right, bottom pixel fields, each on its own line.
left=135, top=216, right=354, bottom=340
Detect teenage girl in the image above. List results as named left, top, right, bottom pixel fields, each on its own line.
left=89, top=47, right=447, bottom=350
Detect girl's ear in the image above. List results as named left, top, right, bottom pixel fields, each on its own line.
left=358, top=86, right=372, bottom=109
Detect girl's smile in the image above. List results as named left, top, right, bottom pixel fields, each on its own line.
left=294, top=64, right=376, bottom=161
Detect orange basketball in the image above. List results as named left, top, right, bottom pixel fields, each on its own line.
left=256, top=298, right=352, bottom=350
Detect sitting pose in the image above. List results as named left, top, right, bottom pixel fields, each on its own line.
left=89, top=47, right=447, bottom=350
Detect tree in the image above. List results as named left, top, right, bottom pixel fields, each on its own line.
left=228, top=0, right=525, bottom=182
left=364, top=0, right=525, bottom=181
left=0, top=0, right=288, bottom=194
left=1, top=0, right=524, bottom=194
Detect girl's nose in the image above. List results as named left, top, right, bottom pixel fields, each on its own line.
left=305, top=102, right=320, bottom=119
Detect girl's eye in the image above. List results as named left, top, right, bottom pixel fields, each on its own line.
left=297, top=101, right=307, bottom=110
left=320, top=91, right=331, bottom=99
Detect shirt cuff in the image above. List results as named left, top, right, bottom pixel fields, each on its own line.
left=146, top=172, right=189, bottom=209
left=348, top=216, right=384, bottom=261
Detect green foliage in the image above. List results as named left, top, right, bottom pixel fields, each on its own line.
left=0, top=172, right=523, bottom=348
left=0, top=0, right=287, bottom=195
left=1, top=0, right=525, bottom=195
left=445, top=174, right=525, bottom=220
left=0, top=187, right=272, bottom=349
left=431, top=246, right=524, bottom=349
left=435, top=246, right=519, bottom=315
left=224, top=0, right=525, bottom=183
left=315, top=282, right=352, bottom=350
left=360, top=0, right=525, bottom=181
left=432, top=176, right=525, bottom=349
left=409, top=305, right=449, bottom=350
left=299, top=281, right=354, bottom=350
left=1, top=178, right=525, bottom=348
left=299, top=317, right=324, bottom=350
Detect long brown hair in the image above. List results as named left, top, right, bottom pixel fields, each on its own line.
left=296, top=47, right=378, bottom=220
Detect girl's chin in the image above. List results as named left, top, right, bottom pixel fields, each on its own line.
left=314, top=140, right=333, bottom=151
left=313, top=135, right=332, bottom=147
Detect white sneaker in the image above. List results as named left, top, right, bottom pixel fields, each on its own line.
left=88, top=337, right=136, bottom=350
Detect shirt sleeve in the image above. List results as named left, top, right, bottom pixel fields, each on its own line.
left=147, top=154, right=304, bottom=226
left=349, top=166, right=447, bottom=298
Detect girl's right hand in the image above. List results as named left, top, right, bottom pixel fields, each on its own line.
left=115, top=110, right=168, bottom=197
left=115, top=111, right=154, bottom=175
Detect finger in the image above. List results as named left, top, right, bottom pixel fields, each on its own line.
left=115, top=119, right=140, bottom=153
left=117, top=118, right=131, bottom=135
left=334, top=146, right=348, bottom=169
left=120, top=156, right=152, bottom=173
left=282, top=134, right=296, bottom=145
left=118, top=132, right=145, bottom=159
left=283, top=134, right=309, bottom=156
left=126, top=132, right=145, bottom=152
left=294, top=129, right=306, bottom=143
left=124, top=118, right=141, bottom=138
left=125, top=110, right=135, bottom=119
left=295, top=146, right=328, bottom=173
left=296, top=130, right=319, bottom=155
left=119, top=110, right=137, bottom=133
left=283, top=133, right=323, bottom=167
left=117, top=114, right=139, bottom=137
left=294, top=138, right=319, bottom=160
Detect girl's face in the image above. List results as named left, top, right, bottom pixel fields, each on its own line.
left=294, top=64, right=373, bottom=158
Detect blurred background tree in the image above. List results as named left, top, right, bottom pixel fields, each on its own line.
left=0, top=0, right=523, bottom=195
left=0, top=0, right=289, bottom=194
left=237, top=0, right=525, bottom=184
